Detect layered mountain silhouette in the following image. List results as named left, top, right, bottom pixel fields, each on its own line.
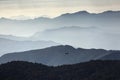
left=1, top=11, right=120, bottom=50
left=0, top=38, right=59, bottom=56
left=1, top=45, right=119, bottom=66
left=0, top=11, right=120, bottom=37
left=1, top=60, right=120, bottom=80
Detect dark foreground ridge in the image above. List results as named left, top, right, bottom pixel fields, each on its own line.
left=0, top=60, right=120, bottom=80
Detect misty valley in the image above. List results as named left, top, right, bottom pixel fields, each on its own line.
left=0, top=10, right=120, bottom=80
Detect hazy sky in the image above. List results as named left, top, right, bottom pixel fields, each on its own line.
left=0, top=0, right=120, bottom=50
left=0, top=0, right=120, bottom=18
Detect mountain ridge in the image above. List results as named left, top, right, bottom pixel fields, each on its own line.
left=0, top=45, right=116, bottom=66
left=0, top=10, right=120, bottom=37
left=1, top=10, right=120, bottom=20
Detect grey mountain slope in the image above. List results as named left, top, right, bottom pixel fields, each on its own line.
left=31, top=26, right=120, bottom=50
left=0, top=45, right=111, bottom=66
left=100, top=51, right=120, bottom=60
left=0, top=38, right=59, bottom=56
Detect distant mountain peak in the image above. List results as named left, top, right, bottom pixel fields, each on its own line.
left=0, top=17, right=11, bottom=21
left=34, top=17, right=51, bottom=20
left=58, top=11, right=90, bottom=18
left=100, top=10, right=120, bottom=15
left=75, top=11, right=89, bottom=14
left=103, top=10, right=120, bottom=13
left=45, top=45, right=75, bottom=50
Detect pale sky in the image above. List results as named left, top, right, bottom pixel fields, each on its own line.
left=0, top=0, right=120, bottom=19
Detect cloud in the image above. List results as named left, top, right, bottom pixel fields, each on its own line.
left=0, top=0, right=120, bottom=18
left=0, top=0, right=120, bottom=8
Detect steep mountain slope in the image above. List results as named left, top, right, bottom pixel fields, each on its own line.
left=1, top=60, right=120, bottom=80
left=0, top=38, right=59, bottom=56
left=0, top=45, right=111, bottom=66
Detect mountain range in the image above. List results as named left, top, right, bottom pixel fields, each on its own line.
left=0, top=45, right=120, bottom=66
left=0, top=11, right=120, bottom=49
left=0, top=11, right=120, bottom=37
left=0, top=11, right=120, bottom=66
